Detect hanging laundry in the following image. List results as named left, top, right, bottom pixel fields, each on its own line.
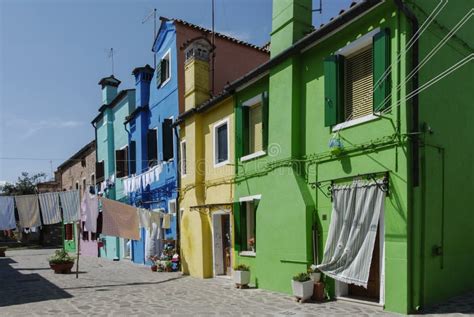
left=154, top=164, right=162, bottom=183
left=162, top=213, right=171, bottom=229
left=138, top=208, right=151, bottom=232
left=101, top=198, right=139, bottom=240
left=145, top=222, right=159, bottom=260
left=81, top=191, right=99, bottom=232
left=15, top=195, right=42, bottom=228
left=38, top=192, right=62, bottom=225
left=0, top=196, right=16, bottom=230
left=58, top=190, right=81, bottom=223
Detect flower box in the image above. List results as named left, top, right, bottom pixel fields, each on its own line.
left=233, top=270, right=250, bottom=288
left=291, top=279, right=314, bottom=301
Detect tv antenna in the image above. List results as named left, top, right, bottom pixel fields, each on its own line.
left=142, top=8, right=157, bottom=68
left=312, top=0, right=323, bottom=14
left=106, top=48, right=116, bottom=75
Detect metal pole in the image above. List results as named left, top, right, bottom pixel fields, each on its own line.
left=153, top=8, right=157, bottom=69
left=211, top=0, right=215, bottom=95
left=76, top=222, right=80, bottom=279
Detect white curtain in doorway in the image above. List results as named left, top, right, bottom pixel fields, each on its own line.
left=317, top=180, right=385, bottom=288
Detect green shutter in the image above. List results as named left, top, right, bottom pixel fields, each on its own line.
left=373, top=28, right=391, bottom=112
left=233, top=202, right=242, bottom=252
left=160, top=59, right=168, bottom=84
left=262, top=91, right=269, bottom=151
left=240, top=202, right=247, bottom=250
left=324, top=55, right=344, bottom=126
left=235, top=103, right=249, bottom=159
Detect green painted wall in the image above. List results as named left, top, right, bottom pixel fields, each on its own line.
left=407, top=0, right=474, bottom=310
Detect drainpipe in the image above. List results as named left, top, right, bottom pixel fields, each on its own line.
left=173, top=124, right=181, bottom=261
left=393, top=0, right=420, bottom=312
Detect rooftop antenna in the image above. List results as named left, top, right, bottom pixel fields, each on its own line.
left=211, top=0, right=215, bottom=95
left=106, top=48, right=116, bottom=75
left=142, top=8, right=157, bottom=68
left=312, top=0, right=323, bottom=14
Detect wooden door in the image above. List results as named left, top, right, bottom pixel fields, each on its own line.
left=221, top=215, right=231, bottom=276
left=348, top=230, right=380, bottom=300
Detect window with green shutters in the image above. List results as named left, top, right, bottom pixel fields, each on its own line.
left=235, top=199, right=258, bottom=253
left=324, top=29, right=391, bottom=127
left=156, top=50, right=171, bottom=88
left=237, top=92, right=269, bottom=159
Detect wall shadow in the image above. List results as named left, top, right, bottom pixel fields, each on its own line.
left=0, top=258, right=72, bottom=307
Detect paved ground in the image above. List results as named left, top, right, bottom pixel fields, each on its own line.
left=0, top=249, right=472, bottom=316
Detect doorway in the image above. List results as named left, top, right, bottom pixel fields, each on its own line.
left=336, top=214, right=385, bottom=305
left=212, top=213, right=232, bottom=277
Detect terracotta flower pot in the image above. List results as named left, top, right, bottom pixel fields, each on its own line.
left=0, top=247, right=7, bottom=257
left=50, top=262, right=74, bottom=274
left=151, top=265, right=158, bottom=272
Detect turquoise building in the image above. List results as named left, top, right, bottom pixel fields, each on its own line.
left=92, top=75, right=136, bottom=260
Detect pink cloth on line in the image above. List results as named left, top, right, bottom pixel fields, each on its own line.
left=101, top=198, right=139, bottom=240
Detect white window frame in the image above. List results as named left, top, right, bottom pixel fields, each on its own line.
left=238, top=194, right=261, bottom=257
left=331, top=28, right=381, bottom=132
left=180, top=140, right=187, bottom=177
left=168, top=199, right=177, bottom=215
left=241, top=95, right=266, bottom=161
left=160, top=49, right=172, bottom=88
left=213, top=117, right=230, bottom=168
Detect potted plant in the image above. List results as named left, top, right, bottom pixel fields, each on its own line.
left=164, top=260, right=173, bottom=272
left=308, top=264, right=321, bottom=282
left=248, top=238, right=255, bottom=252
left=233, top=264, right=250, bottom=289
left=292, top=272, right=313, bottom=302
left=48, top=249, right=75, bottom=274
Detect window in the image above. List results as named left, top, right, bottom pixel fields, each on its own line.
left=238, top=199, right=258, bottom=254
left=75, top=182, right=79, bottom=190
left=90, top=174, right=95, bottom=187
left=324, top=28, right=391, bottom=127
left=344, top=46, right=373, bottom=120
left=147, top=129, right=158, bottom=167
left=82, top=178, right=86, bottom=192
left=213, top=118, right=229, bottom=167
left=96, top=161, right=105, bottom=183
left=180, top=140, right=187, bottom=176
left=238, top=93, right=268, bottom=160
left=156, top=50, right=171, bottom=87
left=81, top=157, right=86, bottom=167
left=168, top=199, right=177, bottom=215
left=162, top=118, right=174, bottom=161
left=115, top=146, right=128, bottom=178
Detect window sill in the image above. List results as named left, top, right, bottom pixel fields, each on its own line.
left=332, top=113, right=381, bottom=132
left=214, top=160, right=230, bottom=168
left=240, top=151, right=266, bottom=162
left=239, top=251, right=256, bottom=257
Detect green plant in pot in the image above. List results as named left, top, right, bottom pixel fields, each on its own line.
left=308, top=264, right=321, bottom=282
left=291, top=272, right=313, bottom=302
left=48, top=249, right=75, bottom=274
left=233, top=264, right=250, bottom=289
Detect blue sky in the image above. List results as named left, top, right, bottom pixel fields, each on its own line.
left=0, top=0, right=357, bottom=183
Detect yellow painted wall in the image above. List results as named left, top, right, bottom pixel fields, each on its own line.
left=179, top=96, right=235, bottom=278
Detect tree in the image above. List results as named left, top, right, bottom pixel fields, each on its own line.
left=1, top=172, right=46, bottom=196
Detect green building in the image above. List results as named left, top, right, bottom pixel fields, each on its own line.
left=229, top=0, right=473, bottom=314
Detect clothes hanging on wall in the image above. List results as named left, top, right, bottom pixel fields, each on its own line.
left=81, top=191, right=98, bottom=233
left=162, top=213, right=171, bottom=229
left=0, top=196, right=16, bottom=230
left=145, top=222, right=160, bottom=260
left=58, top=190, right=81, bottom=223
left=38, top=192, right=62, bottom=225
left=101, top=198, right=139, bottom=240
left=15, top=195, right=42, bottom=228
left=137, top=208, right=151, bottom=232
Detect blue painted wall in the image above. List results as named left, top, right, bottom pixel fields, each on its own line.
left=127, top=20, right=179, bottom=265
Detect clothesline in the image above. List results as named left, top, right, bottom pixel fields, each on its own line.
left=123, top=164, right=163, bottom=196
left=0, top=190, right=82, bottom=231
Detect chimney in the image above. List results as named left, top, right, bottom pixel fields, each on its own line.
left=132, top=64, right=154, bottom=108
left=98, top=75, right=121, bottom=105
left=183, top=38, right=213, bottom=112
left=270, top=0, right=313, bottom=57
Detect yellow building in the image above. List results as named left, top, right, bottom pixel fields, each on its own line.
left=177, top=38, right=235, bottom=278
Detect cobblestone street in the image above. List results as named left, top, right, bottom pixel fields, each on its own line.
left=0, top=249, right=472, bottom=316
